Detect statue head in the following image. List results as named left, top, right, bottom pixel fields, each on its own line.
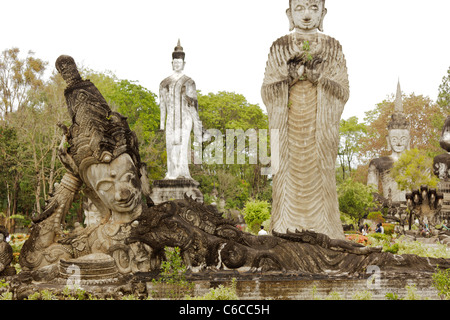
left=387, top=113, right=410, bottom=158
left=172, top=39, right=186, bottom=72
left=56, top=55, right=150, bottom=224
left=55, top=55, right=82, bottom=84
left=387, top=81, right=410, bottom=158
left=85, top=153, right=142, bottom=223
left=387, top=128, right=410, bottom=156
left=287, top=0, right=327, bottom=33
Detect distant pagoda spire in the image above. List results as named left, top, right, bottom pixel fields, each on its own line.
left=388, top=79, right=409, bottom=130
left=394, top=79, right=403, bottom=113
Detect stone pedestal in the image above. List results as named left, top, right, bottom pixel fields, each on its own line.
left=59, top=253, right=119, bottom=285
left=150, top=178, right=203, bottom=205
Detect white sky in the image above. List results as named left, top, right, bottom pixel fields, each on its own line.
left=1, top=0, right=449, bottom=122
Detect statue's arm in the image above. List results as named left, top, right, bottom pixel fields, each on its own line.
left=305, top=38, right=350, bottom=103
left=261, top=39, right=291, bottom=117
left=159, top=87, right=166, bottom=131
left=319, top=75, right=350, bottom=103
left=185, top=80, right=198, bottom=110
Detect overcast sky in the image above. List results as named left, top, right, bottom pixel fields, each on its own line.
left=2, top=0, right=449, bottom=122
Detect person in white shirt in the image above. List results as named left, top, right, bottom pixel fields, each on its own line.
left=258, top=226, right=268, bottom=236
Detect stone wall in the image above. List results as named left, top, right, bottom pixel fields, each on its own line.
left=147, top=273, right=442, bottom=300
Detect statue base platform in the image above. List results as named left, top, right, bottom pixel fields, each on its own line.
left=150, top=178, right=203, bottom=205
left=7, top=269, right=443, bottom=301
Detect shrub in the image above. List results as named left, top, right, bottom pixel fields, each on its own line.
left=27, top=290, right=58, bottom=300
left=390, top=148, right=439, bottom=192
left=385, top=292, right=400, bottom=300
left=382, top=223, right=395, bottom=235
left=396, top=237, right=450, bottom=258
left=368, top=233, right=391, bottom=245
left=432, top=267, right=450, bottom=299
left=403, top=285, right=425, bottom=300
left=158, top=247, right=188, bottom=285
left=352, top=290, right=373, bottom=300
left=186, top=278, right=238, bottom=300
left=384, top=243, right=399, bottom=254
left=0, top=279, right=12, bottom=300
left=345, top=234, right=370, bottom=245
left=325, top=292, right=343, bottom=300
left=367, top=211, right=385, bottom=224
left=242, top=199, right=271, bottom=234
left=338, top=179, right=377, bottom=224
left=152, top=247, right=193, bottom=299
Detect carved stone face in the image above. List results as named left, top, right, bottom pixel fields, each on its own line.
left=55, top=56, right=81, bottom=84
left=172, top=58, right=185, bottom=72
left=85, top=153, right=142, bottom=218
left=287, top=0, right=326, bottom=32
left=387, top=129, right=410, bottom=154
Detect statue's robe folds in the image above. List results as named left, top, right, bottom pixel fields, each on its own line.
left=261, top=33, right=350, bottom=240
left=160, top=74, right=202, bottom=180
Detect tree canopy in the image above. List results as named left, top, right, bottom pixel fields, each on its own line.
left=193, top=91, right=271, bottom=209
left=438, top=66, right=450, bottom=111
left=337, top=178, right=377, bottom=224
left=389, top=148, right=439, bottom=192
left=337, top=116, right=367, bottom=182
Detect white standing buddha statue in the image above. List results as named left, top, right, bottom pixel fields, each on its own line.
left=159, top=40, right=207, bottom=180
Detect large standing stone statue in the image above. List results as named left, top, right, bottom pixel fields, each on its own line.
left=261, top=0, right=349, bottom=240
left=367, top=81, right=410, bottom=203
left=151, top=40, right=207, bottom=204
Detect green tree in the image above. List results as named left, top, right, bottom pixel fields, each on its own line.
left=337, top=116, right=367, bottom=182
left=0, top=48, right=49, bottom=229
left=437, top=66, right=450, bottom=111
left=198, top=91, right=268, bottom=131
left=389, top=148, right=439, bottom=192
left=192, top=91, right=271, bottom=208
left=0, top=125, right=24, bottom=232
left=0, top=48, right=47, bottom=120
left=338, top=178, right=377, bottom=224
left=242, top=199, right=271, bottom=234
left=84, top=69, right=164, bottom=181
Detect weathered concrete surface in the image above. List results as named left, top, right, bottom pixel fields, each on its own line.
left=3, top=269, right=442, bottom=300
left=153, top=271, right=442, bottom=300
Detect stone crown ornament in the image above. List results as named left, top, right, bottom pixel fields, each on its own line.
left=172, top=39, right=185, bottom=61
left=387, top=112, right=409, bottom=130
left=55, top=55, right=142, bottom=183
left=387, top=81, right=409, bottom=130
